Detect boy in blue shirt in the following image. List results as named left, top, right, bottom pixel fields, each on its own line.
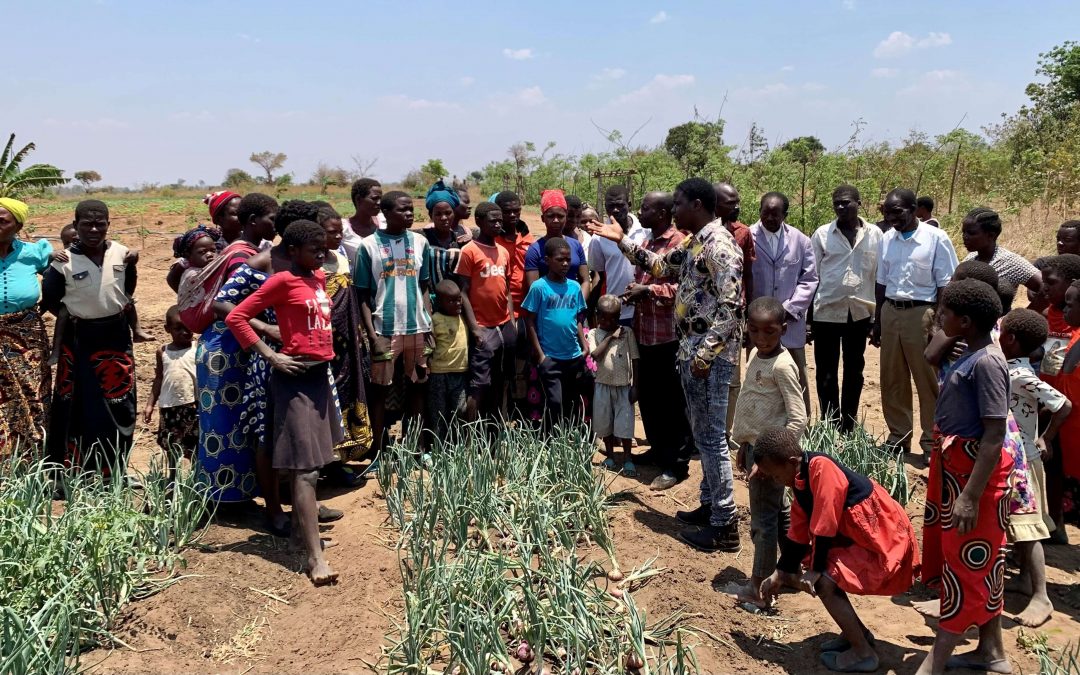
left=522, top=237, right=588, bottom=425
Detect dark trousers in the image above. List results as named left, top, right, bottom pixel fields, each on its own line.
left=812, top=316, right=871, bottom=433
left=537, top=356, right=585, bottom=425
left=637, top=341, right=691, bottom=476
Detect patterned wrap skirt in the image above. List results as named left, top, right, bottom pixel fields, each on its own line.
left=195, top=321, right=258, bottom=502
left=923, top=428, right=1011, bottom=634
left=0, top=309, right=51, bottom=458
left=48, top=313, right=136, bottom=475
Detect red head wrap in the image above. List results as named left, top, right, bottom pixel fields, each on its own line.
left=204, top=191, right=241, bottom=220
left=540, top=189, right=568, bottom=214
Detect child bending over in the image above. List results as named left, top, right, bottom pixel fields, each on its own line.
left=49, top=223, right=150, bottom=365
left=588, top=295, right=639, bottom=474
left=727, top=297, right=807, bottom=599
left=998, top=308, right=1070, bottom=628
left=917, top=278, right=1011, bottom=675
left=226, top=220, right=341, bottom=586
left=143, top=306, right=198, bottom=476
left=756, top=426, right=918, bottom=673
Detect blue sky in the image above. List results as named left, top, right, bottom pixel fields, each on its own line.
left=6, top=0, right=1079, bottom=187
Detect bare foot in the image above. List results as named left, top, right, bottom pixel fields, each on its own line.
left=734, top=583, right=766, bottom=609
left=1014, top=595, right=1054, bottom=627
left=307, top=558, right=339, bottom=586
left=1005, top=573, right=1031, bottom=596
left=290, top=537, right=337, bottom=553
left=132, top=329, right=153, bottom=343
left=912, top=598, right=941, bottom=618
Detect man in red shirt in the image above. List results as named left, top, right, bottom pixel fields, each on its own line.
left=714, top=182, right=754, bottom=441
left=457, top=202, right=515, bottom=419
left=621, top=192, right=692, bottom=490
left=493, top=191, right=535, bottom=407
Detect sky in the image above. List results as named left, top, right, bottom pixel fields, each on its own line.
left=6, top=0, right=1079, bottom=188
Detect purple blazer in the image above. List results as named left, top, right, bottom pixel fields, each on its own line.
left=749, top=222, right=819, bottom=348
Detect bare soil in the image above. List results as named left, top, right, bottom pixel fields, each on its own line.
left=29, top=201, right=1076, bottom=675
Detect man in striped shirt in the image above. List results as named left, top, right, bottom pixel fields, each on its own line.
left=354, top=191, right=433, bottom=452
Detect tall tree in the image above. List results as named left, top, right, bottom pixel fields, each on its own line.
left=249, top=151, right=287, bottom=184
left=0, top=133, right=68, bottom=198
left=74, top=170, right=102, bottom=193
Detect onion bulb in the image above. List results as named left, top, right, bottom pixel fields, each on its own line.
left=610, top=588, right=624, bottom=599
left=625, top=651, right=645, bottom=670
left=607, top=568, right=624, bottom=582
left=515, top=641, right=534, bottom=664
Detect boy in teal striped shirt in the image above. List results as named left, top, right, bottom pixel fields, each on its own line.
left=354, top=191, right=433, bottom=452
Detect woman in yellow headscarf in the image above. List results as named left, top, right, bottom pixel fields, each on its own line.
left=0, top=198, right=54, bottom=457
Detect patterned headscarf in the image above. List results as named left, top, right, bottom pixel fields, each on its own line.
left=540, top=189, right=568, bottom=214
left=173, top=224, right=222, bottom=259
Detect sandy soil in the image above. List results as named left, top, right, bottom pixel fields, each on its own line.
left=28, top=200, right=1077, bottom=675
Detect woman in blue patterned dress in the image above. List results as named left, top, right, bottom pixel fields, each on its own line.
left=193, top=194, right=277, bottom=505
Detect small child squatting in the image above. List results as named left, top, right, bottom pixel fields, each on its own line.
left=754, top=427, right=919, bottom=674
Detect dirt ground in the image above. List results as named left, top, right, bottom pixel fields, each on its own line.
left=30, top=199, right=1078, bottom=675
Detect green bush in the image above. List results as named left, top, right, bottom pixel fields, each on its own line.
left=0, top=455, right=212, bottom=674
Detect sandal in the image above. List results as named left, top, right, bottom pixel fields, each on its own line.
left=821, top=633, right=876, bottom=653
left=820, top=651, right=879, bottom=673
left=317, top=505, right=344, bottom=523
left=621, top=460, right=638, bottom=477
left=601, top=457, right=619, bottom=471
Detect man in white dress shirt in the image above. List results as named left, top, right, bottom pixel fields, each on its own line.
left=872, top=188, right=958, bottom=457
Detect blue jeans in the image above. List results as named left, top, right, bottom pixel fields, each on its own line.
left=680, top=359, right=736, bottom=527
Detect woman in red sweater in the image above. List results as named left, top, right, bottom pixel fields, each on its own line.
left=226, top=220, right=342, bottom=586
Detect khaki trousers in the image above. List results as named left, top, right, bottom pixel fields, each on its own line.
left=879, top=302, right=938, bottom=453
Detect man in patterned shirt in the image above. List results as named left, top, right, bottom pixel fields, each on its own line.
left=590, top=177, right=744, bottom=552
left=620, top=191, right=692, bottom=491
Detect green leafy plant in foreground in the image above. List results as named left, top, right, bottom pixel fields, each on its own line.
left=802, top=419, right=910, bottom=505
left=377, top=423, right=701, bottom=674
left=0, top=454, right=212, bottom=675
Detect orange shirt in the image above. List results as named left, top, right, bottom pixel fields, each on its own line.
left=456, top=241, right=511, bottom=327
left=496, top=228, right=534, bottom=319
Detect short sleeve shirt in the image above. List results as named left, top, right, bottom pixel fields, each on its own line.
left=935, top=345, right=1010, bottom=438
left=455, top=241, right=510, bottom=327
left=0, top=238, right=51, bottom=313
left=588, top=219, right=649, bottom=321
left=1008, top=357, right=1068, bottom=459
left=353, top=230, right=432, bottom=336
left=520, top=277, right=585, bottom=360
left=524, top=237, right=587, bottom=278
left=586, top=326, right=640, bottom=387
left=429, top=312, right=469, bottom=374
left=963, top=247, right=1038, bottom=289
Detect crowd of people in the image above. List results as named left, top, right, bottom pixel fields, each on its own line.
left=0, top=174, right=1078, bottom=672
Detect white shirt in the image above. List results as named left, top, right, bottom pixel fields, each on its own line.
left=1008, top=357, right=1068, bottom=460
left=158, top=344, right=196, bottom=408
left=810, top=218, right=881, bottom=323
left=588, top=213, right=648, bottom=321
left=341, top=212, right=387, bottom=260
left=50, top=241, right=131, bottom=320
left=761, top=226, right=782, bottom=258
left=876, top=221, right=958, bottom=302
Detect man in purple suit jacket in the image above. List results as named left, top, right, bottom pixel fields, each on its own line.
left=749, top=192, right=819, bottom=414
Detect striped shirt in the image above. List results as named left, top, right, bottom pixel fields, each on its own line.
left=353, top=230, right=432, bottom=336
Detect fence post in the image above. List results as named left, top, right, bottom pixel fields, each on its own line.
left=947, top=142, right=962, bottom=215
